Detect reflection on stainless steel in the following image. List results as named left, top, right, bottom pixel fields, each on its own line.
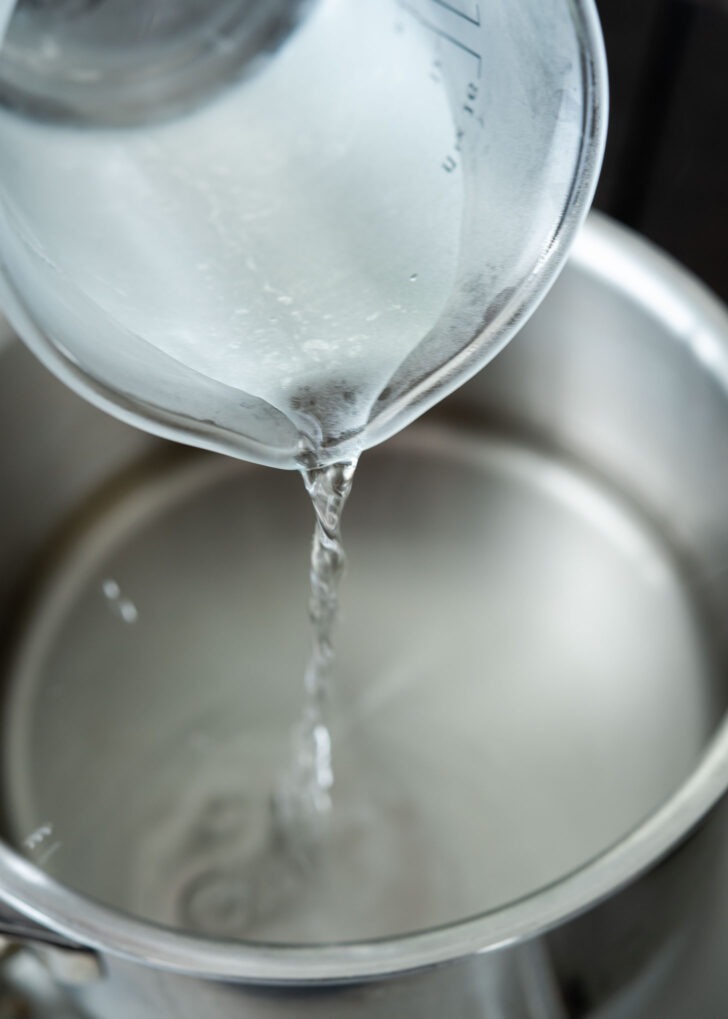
left=0, top=214, right=726, bottom=1016
left=2, top=424, right=717, bottom=941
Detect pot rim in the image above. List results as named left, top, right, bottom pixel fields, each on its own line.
left=5, top=8, right=728, bottom=982
left=2, top=211, right=728, bottom=981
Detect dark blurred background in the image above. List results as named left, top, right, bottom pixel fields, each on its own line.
left=594, top=0, right=727, bottom=301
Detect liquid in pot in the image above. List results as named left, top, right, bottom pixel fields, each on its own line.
left=3, top=423, right=720, bottom=943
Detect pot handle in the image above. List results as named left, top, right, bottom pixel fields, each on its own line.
left=0, top=901, right=103, bottom=984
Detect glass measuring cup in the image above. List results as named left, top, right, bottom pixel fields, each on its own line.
left=0, top=0, right=606, bottom=469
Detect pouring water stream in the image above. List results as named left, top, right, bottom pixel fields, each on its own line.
left=0, top=0, right=606, bottom=941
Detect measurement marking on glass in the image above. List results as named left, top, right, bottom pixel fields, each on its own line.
left=24, top=823, right=53, bottom=851
left=430, top=0, right=481, bottom=27
left=398, top=1, right=483, bottom=76
left=23, top=823, right=63, bottom=866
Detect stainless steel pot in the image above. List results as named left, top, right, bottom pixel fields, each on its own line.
left=0, top=212, right=728, bottom=1017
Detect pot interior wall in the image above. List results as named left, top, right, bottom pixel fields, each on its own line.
left=0, top=218, right=726, bottom=946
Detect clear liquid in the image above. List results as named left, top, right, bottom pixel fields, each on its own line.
left=5, top=430, right=721, bottom=942
left=0, top=0, right=590, bottom=464
left=0, top=0, right=459, bottom=917
left=176, top=457, right=356, bottom=936
left=0, top=0, right=602, bottom=942
left=0, top=0, right=462, bottom=458
left=273, top=459, right=356, bottom=851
